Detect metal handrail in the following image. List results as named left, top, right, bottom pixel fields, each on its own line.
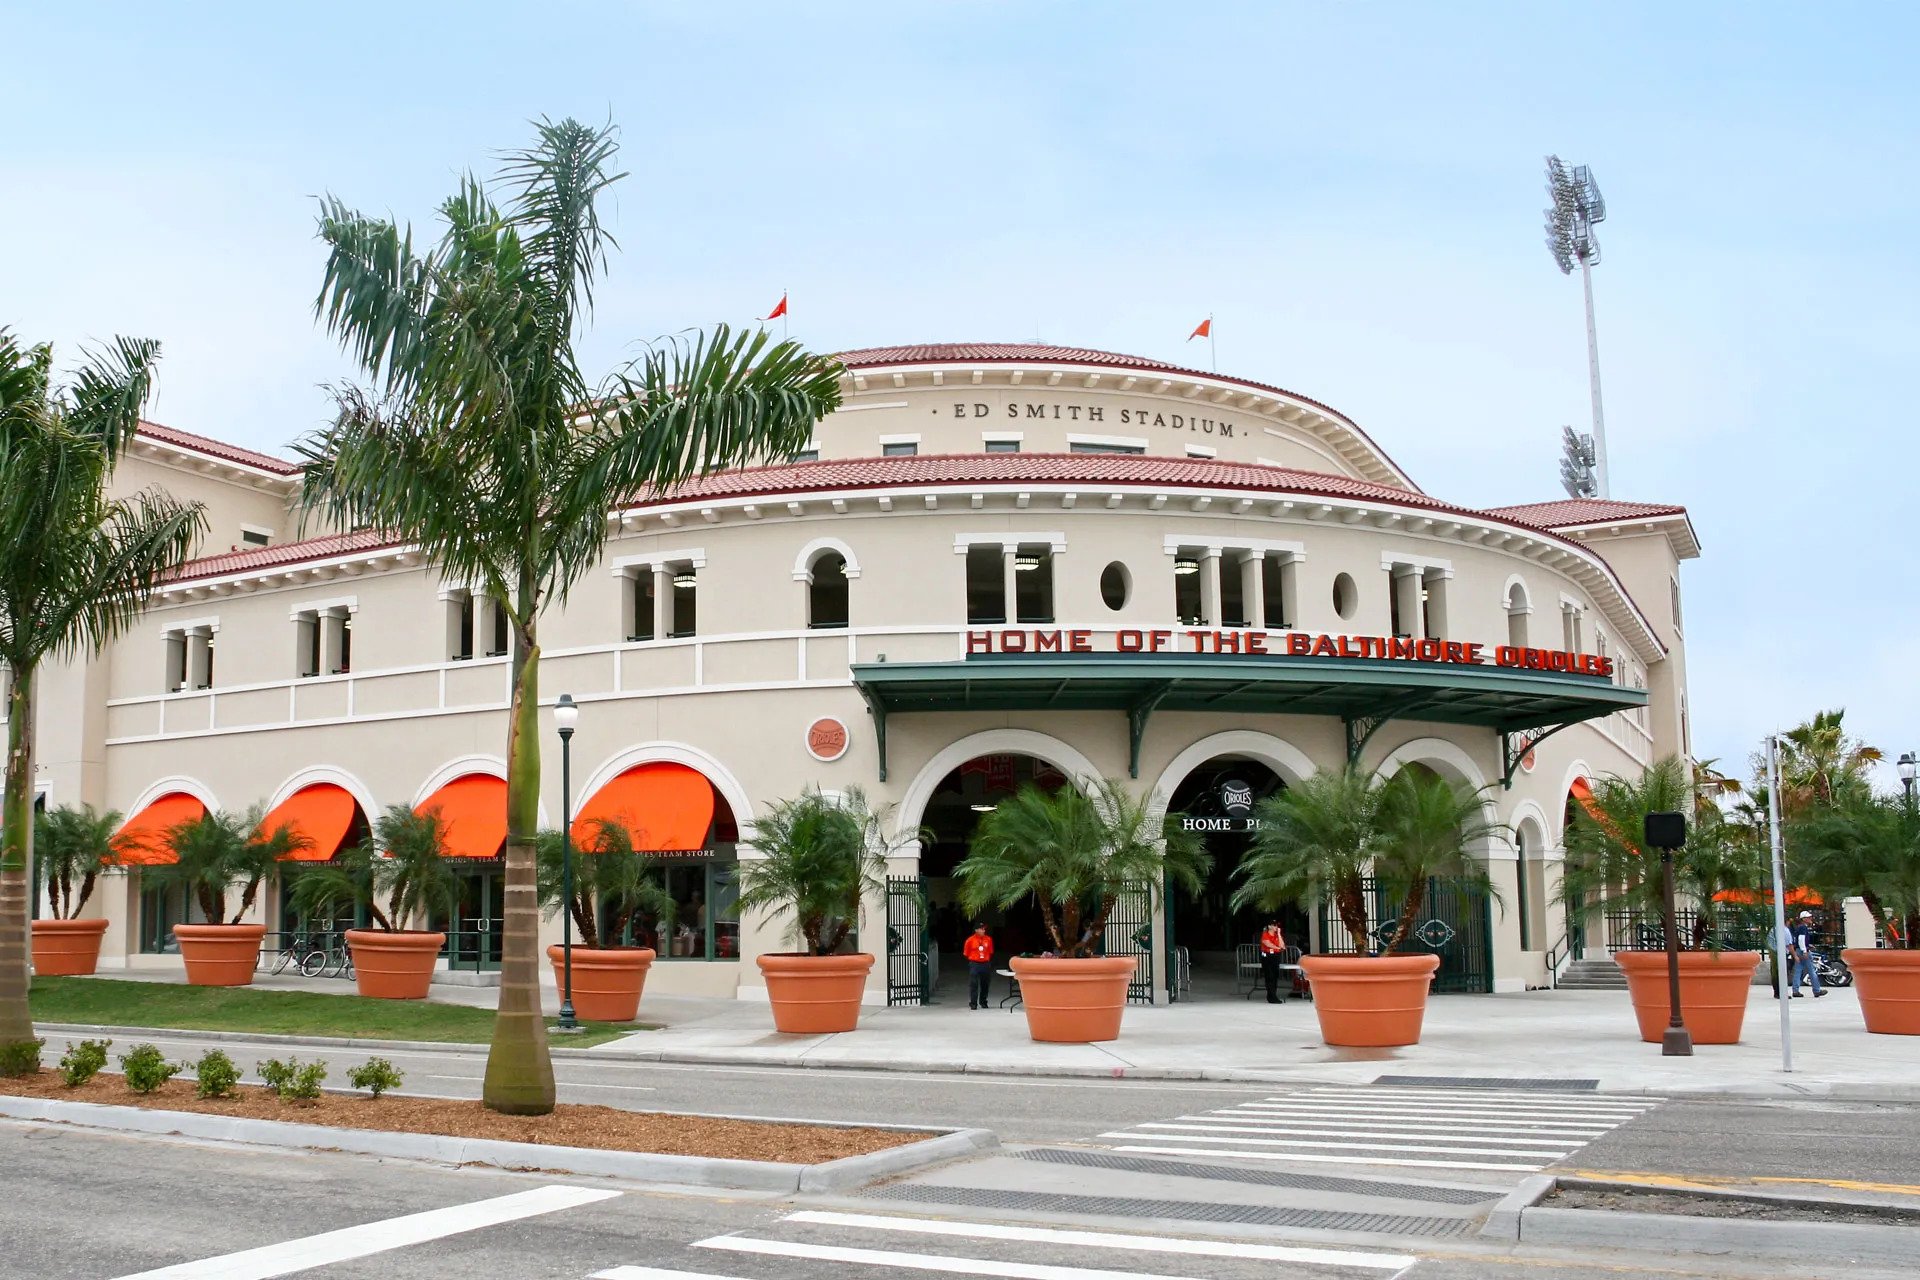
left=1542, top=930, right=1578, bottom=987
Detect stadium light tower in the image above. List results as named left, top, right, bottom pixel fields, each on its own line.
left=1545, top=155, right=1610, bottom=498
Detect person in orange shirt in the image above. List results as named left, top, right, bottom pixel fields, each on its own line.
left=1258, top=917, right=1289, bottom=1004
left=964, top=922, right=995, bottom=1009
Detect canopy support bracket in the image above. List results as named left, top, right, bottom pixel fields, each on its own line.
left=1344, top=695, right=1431, bottom=767
left=860, top=689, right=890, bottom=783
left=1127, top=684, right=1173, bottom=779
left=1499, top=721, right=1574, bottom=790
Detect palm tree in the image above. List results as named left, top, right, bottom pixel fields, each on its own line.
left=534, top=818, right=675, bottom=950
left=145, top=809, right=313, bottom=925
left=1768, top=709, right=1881, bottom=816
left=33, top=804, right=127, bottom=921
left=1793, top=792, right=1920, bottom=948
left=737, top=789, right=905, bottom=955
left=1372, top=769, right=1505, bottom=954
left=297, top=119, right=842, bottom=1113
left=0, top=331, right=205, bottom=1074
left=1231, top=767, right=1382, bottom=949
left=1560, top=756, right=1765, bottom=950
left=289, top=805, right=463, bottom=932
left=959, top=778, right=1209, bottom=958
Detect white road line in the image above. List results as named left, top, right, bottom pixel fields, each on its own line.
left=1128, top=1128, right=1566, bottom=1159
left=1229, top=1102, right=1641, bottom=1121
left=1316, top=1088, right=1663, bottom=1103
left=1199, top=1113, right=1609, bottom=1136
left=1272, top=1095, right=1649, bottom=1113
left=1112, top=1144, right=1543, bottom=1172
left=110, top=1185, right=621, bottom=1280
left=700, top=1236, right=1268, bottom=1280
left=421, top=1073, right=658, bottom=1092
left=784, top=1210, right=1417, bottom=1270
left=1105, top=1131, right=1571, bottom=1158
left=593, top=1269, right=739, bottom=1280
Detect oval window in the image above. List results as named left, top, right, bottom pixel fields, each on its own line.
left=1332, top=572, right=1357, bottom=620
left=1100, top=562, right=1130, bottom=611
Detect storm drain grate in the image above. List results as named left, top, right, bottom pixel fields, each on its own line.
left=1015, top=1148, right=1498, bottom=1206
left=1372, top=1075, right=1599, bottom=1090
left=864, top=1184, right=1475, bottom=1238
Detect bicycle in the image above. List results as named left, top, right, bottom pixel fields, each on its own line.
left=316, top=934, right=356, bottom=980
left=267, top=932, right=325, bottom=976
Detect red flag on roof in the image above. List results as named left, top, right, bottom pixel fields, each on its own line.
left=764, top=292, right=788, bottom=321
left=1188, top=317, right=1211, bottom=340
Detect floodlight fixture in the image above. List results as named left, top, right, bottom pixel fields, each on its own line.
left=1559, top=425, right=1598, bottom=499
left=1544, top=154, right=1612, bottom=498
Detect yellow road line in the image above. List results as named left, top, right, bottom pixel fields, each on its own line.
left=1564, top=1167, right=1920, bottom=1197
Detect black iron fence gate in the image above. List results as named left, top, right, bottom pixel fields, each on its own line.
left=886, top=875, right=928, bottom=1005
left=1100, top=885, right=1155, bottom=1004
left=1318, top=875, right=1493, bottom=994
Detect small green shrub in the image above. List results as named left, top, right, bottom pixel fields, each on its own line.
left=193, top=1050, right=241, bottom=1099
left=0, top=1037, right=45, bottom=1077
left=257, top=1055, right=326, bottom=1102
left=58, top=1038, right=111, bottom=1087
left=346, top=1057, right=403, bottom=1098
left=119, top=1044, right=180, bottom=1094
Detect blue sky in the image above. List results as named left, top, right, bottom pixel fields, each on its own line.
left=5, top=2, right=1915, bottom=790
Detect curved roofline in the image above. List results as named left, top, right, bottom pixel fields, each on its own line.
left=834, top=343, right=1417, bottom=492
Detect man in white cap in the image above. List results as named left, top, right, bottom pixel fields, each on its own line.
left=1788, top=909, right=1826, bottom=998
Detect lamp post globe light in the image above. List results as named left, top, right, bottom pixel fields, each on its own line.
left=1899, top=751, right=1916, bottom=804
left=554, top=693, right=581, bottom=1033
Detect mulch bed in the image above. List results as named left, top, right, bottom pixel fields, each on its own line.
left=1550, top=1186, right=1919, bottom=1227
left=0, top=1072, right=924, bottom=1164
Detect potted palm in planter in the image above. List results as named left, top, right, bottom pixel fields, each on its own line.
left=535, top=818, right=675, bottom=1021
left=960, top=777, right=1208, bottom=1043
left=1233, top=766, right=1500, bottom=1047
left=29, top=804, right=126, bottom=976
left=147, top=807, right=312, bottom=985
left=287, top=805, right=459, bottom=999
left=1796, top=790, right=1920, bottom=1034
left=738, top=787, right=902, bottom=1034
left=1561, top=756, right=1766, bottom=1043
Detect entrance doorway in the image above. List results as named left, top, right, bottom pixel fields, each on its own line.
left=1165, top=758, right=1304, bottom=999
left=917, top=753, right=1067, bottom=1004
left=446, top=865, right=505, bottom=971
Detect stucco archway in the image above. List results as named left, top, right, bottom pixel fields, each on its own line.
left=1145, top=729, right=1318, bottom=822
left=894, top=728, right=1101, bottom=840
left=263, top=764, right=381, bottom=824
left=123, top=775, right=222, bottom=818
left=573, top=740, right=755, bottom=841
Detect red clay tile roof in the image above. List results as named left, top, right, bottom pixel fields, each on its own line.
left=165, top=529, right=400, bottom=583
left=835, top=343, right=1413, bottom=489
left=1482, top=499, right=1687, bottom=527
left=137, top=421, right=302, bottom=476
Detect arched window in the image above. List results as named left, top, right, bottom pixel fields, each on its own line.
left=1506, top=580, right=1531, bottom=649
left=807, top=551, right=849, bottom=629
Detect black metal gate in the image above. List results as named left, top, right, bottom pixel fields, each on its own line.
left=1101, top=885, right=1155, bottom=1004
left=1318, top=876, right=1493, bottom=994
left=886, top=875, right=927, bottom=1005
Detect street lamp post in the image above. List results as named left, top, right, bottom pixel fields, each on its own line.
left=554, top=693, right=580, bottom=1033
left=1899, top=752, right=1916, bottom=806
left=1644, top=811, right=1692, bottom=1057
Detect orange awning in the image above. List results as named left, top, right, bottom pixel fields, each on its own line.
left=115, top=793, right=207, bottom=866
left=572, top=762, right=715, bottom=853
left=260, top=784, right=358, bottom=862
left=1713, top=886, right=1825, bottom=906
left=414, top=774, right=507, bottom=859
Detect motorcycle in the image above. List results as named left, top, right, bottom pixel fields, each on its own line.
left=1813, top=950, right=1853, bottom=988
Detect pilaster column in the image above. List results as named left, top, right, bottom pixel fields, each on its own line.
left=653, top=565, right=674, bottom=639
left=317, top=610, right=341, bottom=675
left=1239, top=552, right=1263, bottom=629
left=185, top=628, right=212, bottom=689
left=1200, top=548, right=1222, bottom=626
left=1277, top=555, right=1299, bottom=628
left=1392, top=565, right=1424, bottom=639
left=1002, top=545, right=1019, bottom=624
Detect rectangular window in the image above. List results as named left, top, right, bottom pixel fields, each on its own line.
left=965, top=545, right=1006, bottom=624
left=336, top=617, right=351, bottom=674
left=670, top=567, right=697, bottom=637
left=1219, top=554, right=1247, bottom=627
left=1670, top=577, right=1683, bottom=635
left=1261, top=555, right=1291, bottom=628
left=486, top=599, right=508, bottom=657
left=628, top=572, right=656, bottom=642
left=624, top=859, right=740, bottom=960
left=454, top=596, right=475, bottom=660
left=881, top=441, right=919, bottom=457
left=789, top=448, right=819, bottom=464
left=1185, top=444, right=1217, bottom=459
left=1389, top=576, right=1406, bottom=638
left=1069, top=442, right=1144, bottom=455
left=298, top=613, right=322, bottom=676
left=1173, top=551, right=1203, bottom=626
left=984, top=439, right=1020, bottom=454
left=1421, top=570, right=1447, bottom=639
left=1013, top=543, right=1054, bottom=624
left=165, top=632, right=187, bottom=692
left=240, top=527, right=271, bottom=547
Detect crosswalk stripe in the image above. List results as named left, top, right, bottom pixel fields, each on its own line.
left=1312, top=1088, right=1661, bottom=1104
left=1136, top=1122, right=1578, bottom=1148
left=1217, top=1106, right=1616, bottom=1127
left=783, top=1210, right=1418, bottom=1270
left=592, top=1269, right=737, bottom=1280
left=1201, top=1113, right=1609, bottom=1136
left=1112, top=1144, right=1543, bottom=1172
left=1295, top=1092, right=1654, bottom=1114
left=1229, top=1102, right=1641, bottom=1121
left=697, top=1236, right=1246, bottom=1280
left=1106, top=1131, right=1572, bottom=1158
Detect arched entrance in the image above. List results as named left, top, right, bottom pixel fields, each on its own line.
left=918, top=752, right=1069, bottom=1004
left=1163, top=757, right=1298, bottom=1000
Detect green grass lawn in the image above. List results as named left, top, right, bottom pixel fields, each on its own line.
left=29, top=977, right=649, bottom=1050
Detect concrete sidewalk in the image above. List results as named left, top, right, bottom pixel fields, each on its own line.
left=83, top=968, right=1920, bottom=1099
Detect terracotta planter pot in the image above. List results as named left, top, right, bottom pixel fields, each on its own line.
left=173, top=923, right=268, bottom=987
left=1843, top=949, right=1920, bottom=1035
left=30, top=918, right=110, bottom=977
left=1009, top=955, right=1136, bottom=1043
left=756, top=952, right=874, bottom=1033
left=1615, top=949, right=1761, bottom=1044
left=547, top=945, right=655, bottom=1022
left=1299, top=953, right=1440, bottom=1047
left=347, top=929, right=446, bottom=1000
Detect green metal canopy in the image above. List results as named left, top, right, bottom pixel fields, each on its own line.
left=852, top=652, right=1648, bottom=785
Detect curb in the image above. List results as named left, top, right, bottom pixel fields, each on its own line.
left=0, top=1093, right=996, bottom=1193
left=36, top=1024, right=1920, bottom=1102
left=1478, top=1173, right=1920, bottom=1266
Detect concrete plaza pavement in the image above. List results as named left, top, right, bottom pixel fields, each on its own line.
left=77, top=967, right=1920, bottom=1099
